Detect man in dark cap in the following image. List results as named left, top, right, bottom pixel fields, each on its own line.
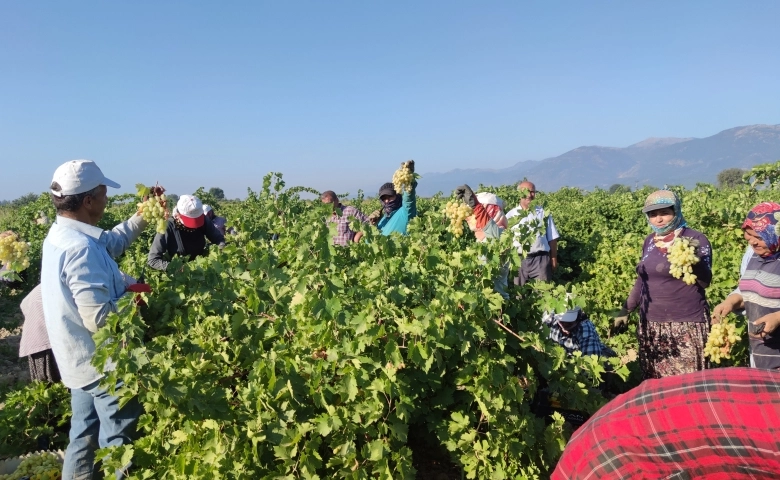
left=375, top=160, right=417, bottom=235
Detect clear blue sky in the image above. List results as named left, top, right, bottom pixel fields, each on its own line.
left=2, top=1, right=779, bottom=200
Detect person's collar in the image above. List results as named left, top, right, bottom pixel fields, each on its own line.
left=56, top=215, right=104, bottom=240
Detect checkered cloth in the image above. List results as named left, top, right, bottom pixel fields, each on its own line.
left=552, top=367, right=780, bottom=479
left=327, top=205, right=369, bottom=246
left=542, top=314, right=614, bottom=357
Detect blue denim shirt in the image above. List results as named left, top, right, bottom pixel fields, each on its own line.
left=41, top=215, right=146, bottom=388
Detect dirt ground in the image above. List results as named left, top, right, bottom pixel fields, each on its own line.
left=0, top=288, right=29, bottom=388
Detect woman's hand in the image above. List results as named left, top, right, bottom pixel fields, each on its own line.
left=711, top=302, right=733, bottom=324
left=610, top=306, right=631, bottom=336
left=752, top=311, right=780, bottom=337
left=711, top=294, right=743, bottom=324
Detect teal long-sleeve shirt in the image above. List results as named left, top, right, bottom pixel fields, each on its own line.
left=377, top=183, right=417, bottom=235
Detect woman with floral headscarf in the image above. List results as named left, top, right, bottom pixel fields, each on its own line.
left=712, top=202, right=780, bottom=370
left=612, top=190, right=712, bottom=379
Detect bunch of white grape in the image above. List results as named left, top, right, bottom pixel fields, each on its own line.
left=704, top=318, right=739, bottom=364
left=137, top=186, right=169, bottom=234
left=0, top=451, right=62, bottom=480
left=444, top=200, right=473, bottom=237
left=0, top=231, right=30, bottom=272
left=668, top=237, right=700, bottom=285
left=392, top=162, right=414, bottom=194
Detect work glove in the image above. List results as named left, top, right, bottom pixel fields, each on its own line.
left=455, top=185, right=477, bottom=209
left=368, top=209, right=382, bottom=226
left=127, top=283, right=152, bottom=307
left=455, top=185, right=491, bottom=230
left=404, top=160, right=415, bottom=173
left=610, top=306, right=630, bottom=335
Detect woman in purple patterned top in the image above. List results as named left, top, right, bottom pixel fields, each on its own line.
left=613, top=190, right=712, bottom=379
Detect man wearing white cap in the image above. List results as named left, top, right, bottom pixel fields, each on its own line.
left=41, top=159, right=154, bottom=479
left=147, top=194, right=225, bottom=271
left=542, top=307, right=615, bottom=357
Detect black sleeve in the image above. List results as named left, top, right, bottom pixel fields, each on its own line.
left=147, top=222, right=173, bottom=271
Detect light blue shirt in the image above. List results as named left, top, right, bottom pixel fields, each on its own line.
left=41, top=214, right=146, bottom=388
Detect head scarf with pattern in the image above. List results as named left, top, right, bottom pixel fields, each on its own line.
left=644, top=190, right=686, bottom=236
left=742, top=202, right=780, bottom=258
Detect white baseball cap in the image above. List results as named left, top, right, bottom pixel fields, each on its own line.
left=558, top=306, right=582, bottom=324
left=175, top=195, right=205, bottom=228
left=203, top=204, right=213, bottom=215
left=50, top=159, right=121, bottom=197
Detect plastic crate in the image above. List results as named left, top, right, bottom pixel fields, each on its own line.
left=0, top=450, right=64, bottom=475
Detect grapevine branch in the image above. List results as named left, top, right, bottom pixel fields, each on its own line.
left=492, top=319, right=526, bottom=342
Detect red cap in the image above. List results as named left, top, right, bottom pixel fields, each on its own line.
left=176, top=195, right=205, bottom=228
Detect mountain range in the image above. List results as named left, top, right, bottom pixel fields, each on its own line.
left=414, top=124, right=780, bottom=196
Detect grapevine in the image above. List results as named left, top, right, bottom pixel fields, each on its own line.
left=0, top=451, right=62, bottom=480
left=136, top=183, right=169, bottom=234
left=0, top=231, right=30, bottom=272
left=668, top=236, right=699, bottom=285
left=704, top=316, right=739, bottom=364
left=444, top=199, right=472, bottom=237
left=392, top=162, right=414, bottom=193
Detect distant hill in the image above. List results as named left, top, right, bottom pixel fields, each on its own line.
left=415, top=124, right=780, bottom=196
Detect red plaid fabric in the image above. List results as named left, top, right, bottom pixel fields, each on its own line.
left=553, top=368, right=780, bottom=479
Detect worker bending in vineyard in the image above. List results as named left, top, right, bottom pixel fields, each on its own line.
left=373, top=160, right=417, bottom=235
left=41, top=159, right=153, bottom=480
left=712, top=202, right=780, bottom=369
left=505, top=180, right=559, bottom=285
left=542, top=306, right=615, bottom=357
left=320, top=190, right=370, bottom=245
left=147, top=195, right=225, bottom=271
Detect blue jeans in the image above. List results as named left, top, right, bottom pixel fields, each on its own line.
left=63, top=380, right=141, bottom=480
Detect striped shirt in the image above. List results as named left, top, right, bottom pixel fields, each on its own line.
left=737, top=253, right=780, bottom=369
left=553, top=367, right=780, bottom=479
left=18, top=284, right=51, bottom=357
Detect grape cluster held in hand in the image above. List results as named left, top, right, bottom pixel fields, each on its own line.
left=668, top=237, right=699, bottom=285
left=392, top=162, right=414, bottom=194
left=704, top=318, right=739, bottom=364
left=136, top=184, right=169, bottom=234
left=444, top=200, right=472, bottom=237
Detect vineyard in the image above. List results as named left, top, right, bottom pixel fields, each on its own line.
left=2, top=166, right=780, bottom=479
